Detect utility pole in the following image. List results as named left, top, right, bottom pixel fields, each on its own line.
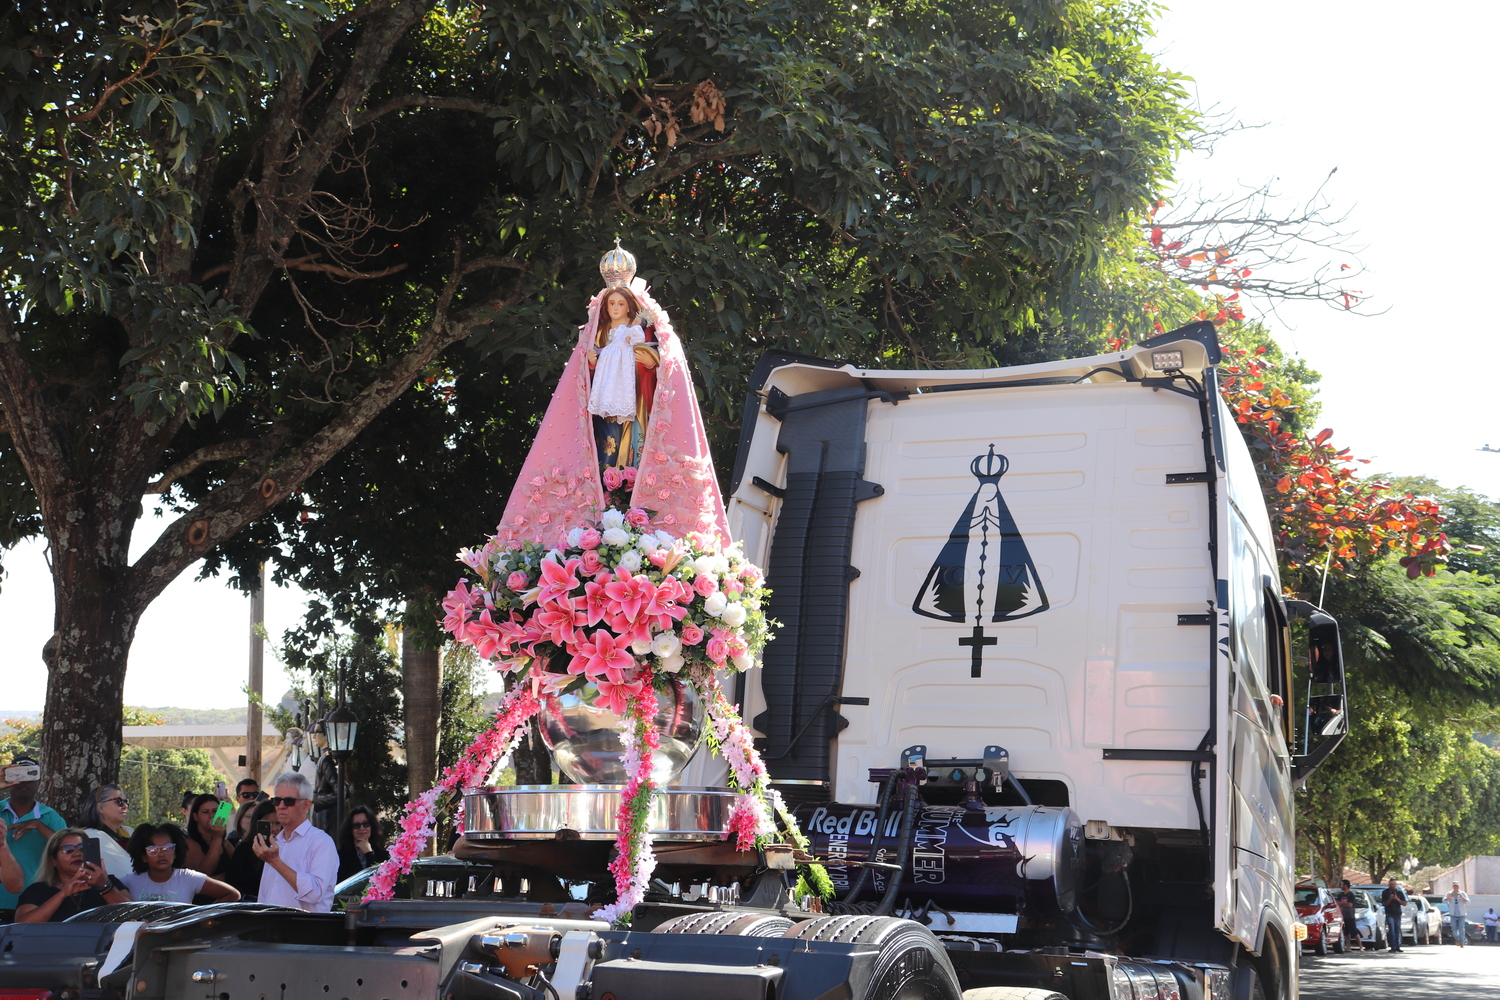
left=247, top=562, right=266, bottom=784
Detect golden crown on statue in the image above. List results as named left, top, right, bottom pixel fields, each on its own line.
left=599, top=238, right=636, bottom=287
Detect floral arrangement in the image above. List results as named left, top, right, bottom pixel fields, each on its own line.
left=364, top=474, right=827, bottom=921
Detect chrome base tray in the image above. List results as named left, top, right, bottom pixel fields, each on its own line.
left=463, top=785, right=737, bottom=842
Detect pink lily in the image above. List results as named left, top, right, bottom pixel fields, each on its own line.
left=536, top=557, right=582, bottom=605
left=605, top=572, right=657, bottom=623
left=569, top=629, right=637, bottom=682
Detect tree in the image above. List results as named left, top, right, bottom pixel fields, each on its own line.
left=0, top=0, right=1199, bottom=815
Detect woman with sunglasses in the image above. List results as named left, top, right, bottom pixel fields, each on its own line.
left=122, top=823, right=240, bottom=904
left=184, top=792, right=234, bottom=875
left=79, top=784, right=134, bottom=880
left=14, top=827, right=131, bottom=922
left=335, top=806, right=388, bottom=881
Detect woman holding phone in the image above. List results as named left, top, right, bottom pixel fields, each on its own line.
left=14, top=828, right=131, bottom=922
left=184, top=793, right=234, bottom=875
left=79, top=784, right=134, bottom=879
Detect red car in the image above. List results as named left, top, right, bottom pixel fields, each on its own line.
left=1295, top=883, right=1348, bottom=955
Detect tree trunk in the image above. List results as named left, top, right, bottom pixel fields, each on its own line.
left=40, top=515, right=139, bottom=821
left=401, top=602, right=441, bottom=798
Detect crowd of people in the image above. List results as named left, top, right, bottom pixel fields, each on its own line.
left=0, top=757, right=388, bottom=923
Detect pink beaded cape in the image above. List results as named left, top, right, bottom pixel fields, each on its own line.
left=495, top=280, right=729, bottom=547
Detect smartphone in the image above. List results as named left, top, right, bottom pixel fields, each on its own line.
left=212, top=800, right=234, bottom=825
left=82, top=837, right=102, bottom=867
left=215, top=780, right=228, bottom=800
left=3, top=765, right=40, bottom=783
left=256, top=820, right=272, bottom=840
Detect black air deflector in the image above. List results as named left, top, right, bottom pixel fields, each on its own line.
left=752, top=384, right=884, bottom=799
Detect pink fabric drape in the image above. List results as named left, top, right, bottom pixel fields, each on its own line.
left=496, top=283, right=730, bottom=548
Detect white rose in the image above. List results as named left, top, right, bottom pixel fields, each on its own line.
left=630, top=635, right=654, bottom=655
left=704, top=592, right=729, bottom=617
left=720, top=602, right=748, bottom=627
left=566, top=527, right=585, bottom=548
left=617, top=549, right=642, bottom=573
left=651, top=632, right=681, bottom=658
left=732, top=650, right=755, bottom=672
left=602, top=526, right=631, bottom=547
left=658, top=651, right=685, bottom=674
left=601, top=509, right=625, bottom=529
left=543, top=548, right=563, bottom=564
left=692, top=555, right=717, bottom=577
left=655, top=530, right=676, bottom=547
left=710, top=555, right=731, bottom=576
left=637, top=535, right=659, bottom=554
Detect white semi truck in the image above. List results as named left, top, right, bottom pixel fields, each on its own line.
left=0, top=323, right=1345, bottom=1000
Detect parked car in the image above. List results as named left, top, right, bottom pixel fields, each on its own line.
left=1353, top=884, right=1434, bottom=944
left=1424, top=895, right=1485, bottom=944
left=1408, top=894, right=1443, bottom=944
left=1351, top=889, right=1389, bottom=950
left=1295, top=883, right=1348, bottom=955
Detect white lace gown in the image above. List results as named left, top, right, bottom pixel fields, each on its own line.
left=588, top=323, right=646, bottom=421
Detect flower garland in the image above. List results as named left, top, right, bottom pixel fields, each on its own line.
left=362, top=685, right=541, bottom=902
left=592, top=689, right=660, bottom=924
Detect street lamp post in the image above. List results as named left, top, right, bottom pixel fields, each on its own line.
left=325, top=660, right=359, bottom=835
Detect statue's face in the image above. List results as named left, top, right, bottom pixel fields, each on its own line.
left=605, top=292, right=631, bottom=324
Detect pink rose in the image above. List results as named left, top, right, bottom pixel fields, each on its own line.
left=580, top=549, right=603, bottom=575
left=723, top=578, right=744, bottom=596
left=693, top=574, right=718, bottom=598
left=603, top=467, right=622, bottom=491
left=506, top=571, right=529, bottom=591
left=706, top=634, right=729, bottom=665
left=680, top=622, right=705, bottom=645
left=648, top=550, right=668, bottom=567
left=662, top=514, right=677, bottom=525
left=625, top=507, right=650, bottom=528
left=621, top=466, right=638, bottom=485
left=657, top=489, right=672, bottom=501
left=579, top=528, right=602, bottom=549
left=653, top=451, right=668, bottom=463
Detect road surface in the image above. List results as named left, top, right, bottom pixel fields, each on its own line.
left=1299, top=939, right=1500, bottom=999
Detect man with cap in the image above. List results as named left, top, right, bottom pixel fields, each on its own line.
left=1443, top=881, right=1470, bottom=947
left=0, top=756, right=66, bottom=920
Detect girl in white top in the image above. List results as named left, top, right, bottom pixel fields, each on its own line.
left=122, top=823, right=240, bottom=904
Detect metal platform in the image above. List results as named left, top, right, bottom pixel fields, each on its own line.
left=463, top=785, right=738, bottom=842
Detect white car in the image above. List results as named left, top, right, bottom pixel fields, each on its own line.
left=1351, top=890, right=1389, bottom=950
left=1353, top=885, right=1437, bottom=944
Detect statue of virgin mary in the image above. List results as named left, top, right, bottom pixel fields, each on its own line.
left=493, top=243, right=730, bottom=549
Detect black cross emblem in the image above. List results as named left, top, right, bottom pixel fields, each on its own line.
left=958, top=624, right=997, bottom=678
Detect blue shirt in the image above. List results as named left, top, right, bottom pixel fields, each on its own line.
left=0, top=798, right=67, bottom=910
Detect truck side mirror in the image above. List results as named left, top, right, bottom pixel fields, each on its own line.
left=1286, top=601, right=1347, bottom=782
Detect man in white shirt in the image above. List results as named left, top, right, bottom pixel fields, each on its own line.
left=253, top=772, right=337, bottom=912
left=1444, top=882, right=1471, bottom=947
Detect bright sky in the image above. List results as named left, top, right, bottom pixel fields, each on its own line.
left=2, top=2, right=1496, bottom=712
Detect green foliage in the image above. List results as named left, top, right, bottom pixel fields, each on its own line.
left=280, top=630, right=408, bottom=823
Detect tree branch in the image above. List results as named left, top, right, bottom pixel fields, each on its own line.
left=125, top=255, right=532, bottom=613
left=620, top=142, right=750, bottom=203
left=353, top=93, right=502, bottom=129
left=144, top=440, right=256, bottom=494
left=0, top=300, right=75, bottom=523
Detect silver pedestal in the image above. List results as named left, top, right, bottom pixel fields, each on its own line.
left=464, top=785, right=738, bottom=842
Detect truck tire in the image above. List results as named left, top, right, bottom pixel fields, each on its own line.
left=961, top=990, right=1069, bottom=1000
left=1230, top=965, right=1266, bottom=1000
left=654, top=911, right=795, bottom=936
left=784, top=916, right=962, bottom=1000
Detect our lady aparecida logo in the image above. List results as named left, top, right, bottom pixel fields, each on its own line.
left=912, top=444, right=1049, bottom=676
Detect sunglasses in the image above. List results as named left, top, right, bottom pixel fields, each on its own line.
left=104, top=796, right=129, bottom=808
left=351, top=821, right=372, bottom=829
left=56, top=844, right=85, bottom=855
left=144, top=844, right=176, bottom=855
left=270, top=796, right=305, bottom=807
left=238, top=791, right=258, bottom=800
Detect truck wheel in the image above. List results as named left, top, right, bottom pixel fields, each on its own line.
left=961, top=990, right=1069, bottom=1000
left=1230, top=965, right=1266, bottom=1000
left=784, top=916, right=962, bottom=1000
left=654, top=911, right=795, bottom=937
